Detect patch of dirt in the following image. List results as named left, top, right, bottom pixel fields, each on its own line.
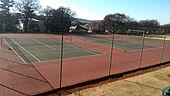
left=167, top=74, right=170, bottom=78
left=146, top=35, right=170, bottom=40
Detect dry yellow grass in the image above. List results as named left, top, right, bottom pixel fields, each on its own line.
left=146, top=35, right=170, bottom=40
left=67, top=66, right=170, bottom=96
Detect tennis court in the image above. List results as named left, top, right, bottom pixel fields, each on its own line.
left=2, top=35, right=101, bottom=63
left=0, top=33, right=170, bottom=95
left=73, top=35, right=159, bottom=51
left=118, top=34, right=170, bottom=45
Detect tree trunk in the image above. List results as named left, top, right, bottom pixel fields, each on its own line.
left=24, top=18, right=28, bottom=32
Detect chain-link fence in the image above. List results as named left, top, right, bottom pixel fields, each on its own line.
left=0, top=28, right=170, bottom=95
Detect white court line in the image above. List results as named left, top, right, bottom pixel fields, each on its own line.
left=75, top=35, right=134, bottom=50
left=2, top=37, right=27, bottom=64
left=33, top=52, right=106, bottom=64
left=32, top=39, right=56, bottom=50
left=86, top=36, right=159, bottom=51
left=113, top=44, right=134, bottom=50
left=129, top=46, right=163, bottom=53
left=48, top=37, right=99, bottom=55
left=8, top=36, right=41, bottom=62
left=64, top=43, right=99, bottom=55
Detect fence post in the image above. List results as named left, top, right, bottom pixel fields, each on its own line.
left=1, top=37, right=2, bottom=46
left=139, top=31, right=145, bottom=69
left=60, top=13, right=64, bottom=88
left=70, top=32, right=73, bottom=43
left=109, top=29, right=116, bottom=76
left=160, top=32, right=167, bottom=64
left=85, top=33, right=87, bottom=42
left=59, top=32, right=64, bottom=88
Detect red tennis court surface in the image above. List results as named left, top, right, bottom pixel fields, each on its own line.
left=0, top=33, right=170, bottom=95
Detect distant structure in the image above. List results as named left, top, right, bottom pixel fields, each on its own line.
left=17, top=18, right=45, bottom=32
left=69, top=25, right=88, bottom=33
left=87, top=27, right=93, bottom=34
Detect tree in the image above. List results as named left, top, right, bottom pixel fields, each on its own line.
left=0, top=0, right=15, bottom=32
left=161, top=24, right=170, bottom=34
left=54, top=6, right=75, bottom=33
left=42, top=6, right=75, bottom=33
left=91, top=21, right=105, bottom=33
left=139, top=19, right=160, bottom=28
left=139, top=19, right=160, bottom=34
left=161, top=24, right=170, bottom=29
left=103, top=13, right=132, bottom=34
left=41, top=6, right=53, bottom=32
left=15, top=0, right=40, bottom=32
left=128, top=20, right=140, bottom=28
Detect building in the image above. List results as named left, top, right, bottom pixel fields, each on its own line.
left=17, top=18, right=45, bottom=32
left=69, top=25, right=88, bottom=33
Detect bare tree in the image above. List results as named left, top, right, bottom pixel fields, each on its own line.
left=41, top=6, right=53, bottom=32
left=15, top=0, right=40, bottom=32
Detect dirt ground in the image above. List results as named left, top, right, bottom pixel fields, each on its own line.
left=66, top=65, right=170, bottom=96
left=146, top=35, right=170, bottom=40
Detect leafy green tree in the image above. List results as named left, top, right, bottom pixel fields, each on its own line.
left=91, top=21, right=105, bottom=33
left=161, top=24, right=170, bottom=34
left=139, top=20, right=160, bottom=28
left=139, top=20, right=160, bottom=34
left=103, top=13, right=132, bottom=34
left=42, top=6, right=75, bottom=33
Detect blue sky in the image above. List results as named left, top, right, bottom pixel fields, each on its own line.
left=40, top=0, right=170, bottom=25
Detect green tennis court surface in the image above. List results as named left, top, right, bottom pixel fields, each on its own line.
left=2, top=36, right=101, bottom=63
left=120, top=35, right=170, bottom=45
left=73, top=35, right=158, bottom=51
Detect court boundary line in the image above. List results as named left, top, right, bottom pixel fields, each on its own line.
left=91, top=34, right=168, bottom=46
left=129, top=46, right=163, bottom=53
left=33, top=37, right=101, bottom=55
left=6, top=36, right=103, bottom=64
left=74, top=35, right=162, bottom=51
left=2, top=37, right=27, bottom=64
left=32, top=39, right=56, bottom=50
left=30, top=37, right=106, bottom=63
left=64, top=43, right=100, bottom=55
left=113, top=44, right=134, bottom=51
left=8, top=36, right=41, bottom=62
left=73, top=35, right=137, bottom=51
left=113, top=40, right=162, bottom=51
left=7, top=36, right=56, bottom=89
left=26, top=47, right=74, bottom=53
left=47, top=37, right=100, bottom=55
left=129, top=36, right=166, bottom=45
left=33, top=52, right=106, bottom=64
